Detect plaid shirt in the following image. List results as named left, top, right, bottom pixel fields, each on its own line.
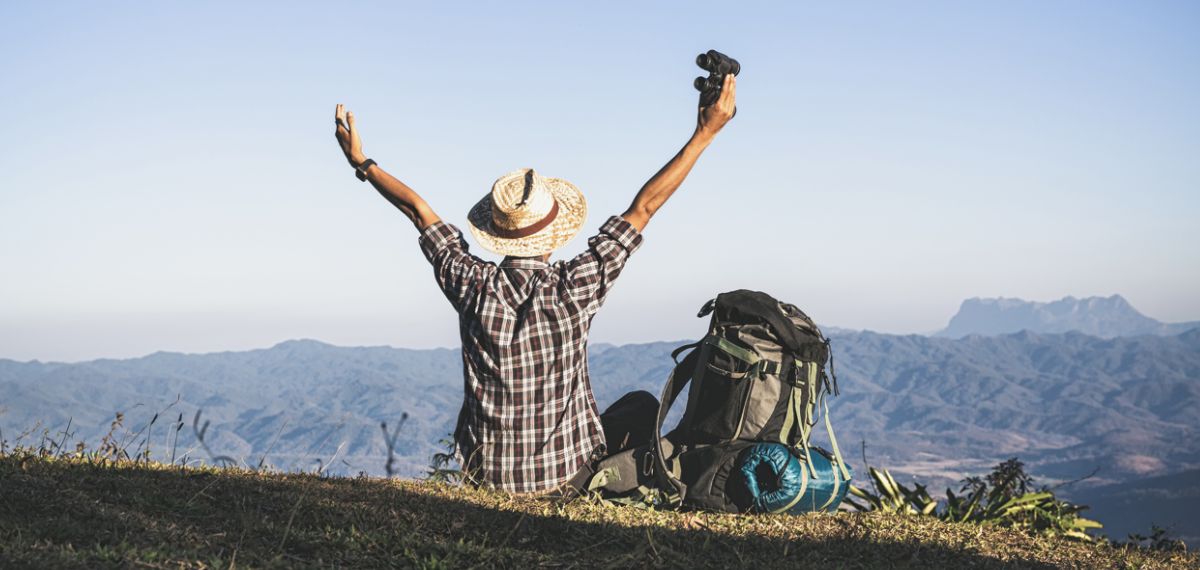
left=418, top=214, right=644, bottom=494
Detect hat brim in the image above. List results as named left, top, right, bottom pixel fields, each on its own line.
left=466, top=176, right=588, bottom=257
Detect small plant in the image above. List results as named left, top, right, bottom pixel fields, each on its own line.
left=257, top=417, right=290, bottom=471
left=846, top=465, right=938, bottom=515
left=1126, top=525, right=1188, bottom=553
left=51, top=417, right=76, bottom=458
left=168, top=413, right=185, bottom=464
left=380, top=412, right=409, bottom=478
left=426, top=435, right=463, bottom=483
left=847, top=457, right=1104, bottom=542
left=97, top=413, right=126, bottom=461
left=192, top=409, right=236, bottom=467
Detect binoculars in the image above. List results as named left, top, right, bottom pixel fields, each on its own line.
left=693, top=49, right=740, bottom=111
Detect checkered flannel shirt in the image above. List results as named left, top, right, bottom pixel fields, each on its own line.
left=418, top=214, right=644, bottom=494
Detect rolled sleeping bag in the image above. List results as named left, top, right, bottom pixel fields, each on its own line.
left=736, top=443, right=852, bottom=514
left=737, top=443, right=806, bottom=512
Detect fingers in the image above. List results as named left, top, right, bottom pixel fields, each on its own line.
left=720, top=74, right=736, bottom=109
left=335, top=104, right=350, bottom=139
left=347, top=111, right=361, bottom=147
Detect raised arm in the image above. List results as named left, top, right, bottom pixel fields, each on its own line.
left=335, top=104, right=441, bottom=230
left=621, top=74, right=737, bottom=232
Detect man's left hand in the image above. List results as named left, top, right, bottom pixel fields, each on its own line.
left=696, top=74, right=736, bottom=139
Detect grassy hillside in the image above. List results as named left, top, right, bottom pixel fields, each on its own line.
left=1, top=454, right=1194, bottom=569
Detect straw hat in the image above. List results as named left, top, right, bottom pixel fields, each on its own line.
left=467, top=168, right=588, bottom=257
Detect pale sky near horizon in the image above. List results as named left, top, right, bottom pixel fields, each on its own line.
left=2, top=2, right=1198, bottom=362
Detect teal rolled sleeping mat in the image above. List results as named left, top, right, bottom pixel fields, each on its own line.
left=737, top=442, right=852, bottom=514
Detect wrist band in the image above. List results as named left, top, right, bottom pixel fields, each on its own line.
left=355, top=158, right=376, bottom=181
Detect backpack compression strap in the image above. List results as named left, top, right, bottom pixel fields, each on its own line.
left=652, top=344, right=700, bottom=503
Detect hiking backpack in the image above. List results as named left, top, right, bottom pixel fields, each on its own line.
left=588, top=290, right=852, bottom=514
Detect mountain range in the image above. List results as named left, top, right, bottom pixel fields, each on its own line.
left=1, top=295, right=1197, bottom=542
left=936, top=294, right=1199, bottom=338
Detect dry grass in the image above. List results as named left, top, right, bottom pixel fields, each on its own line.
left=0, top=452, right=1194, bottom=569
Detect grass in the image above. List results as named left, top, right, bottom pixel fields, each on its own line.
left=0, top=452, right=1195, bottom=569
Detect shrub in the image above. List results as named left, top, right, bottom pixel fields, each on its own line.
left=846, top=457, right=1103, bottom=541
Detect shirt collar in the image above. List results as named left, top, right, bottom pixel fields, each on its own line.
left=500, top=256, right=550, bottom=270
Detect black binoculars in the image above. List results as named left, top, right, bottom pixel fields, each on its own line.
left=693, top=49, right=740, bottom=110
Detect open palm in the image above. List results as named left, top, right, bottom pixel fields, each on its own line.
left=335, top=103, right=365, bottom=167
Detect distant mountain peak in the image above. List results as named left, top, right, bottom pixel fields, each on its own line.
left=269, top=338, right=335, bottom=350
left=937, top=295, right=1197, bottom=339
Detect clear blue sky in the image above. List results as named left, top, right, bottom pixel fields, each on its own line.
left=2, top=2, right=1197, bottom=361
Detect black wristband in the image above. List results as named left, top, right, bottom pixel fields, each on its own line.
left=355, top=158, right=376, bottom=181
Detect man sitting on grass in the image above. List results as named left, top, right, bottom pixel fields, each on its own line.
left=333, top=74, right=736, bottom=494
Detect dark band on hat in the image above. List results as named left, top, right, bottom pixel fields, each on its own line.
left=491, top=200, right=560, bottom=239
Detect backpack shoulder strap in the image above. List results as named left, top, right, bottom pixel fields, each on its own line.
left=653, top=343, right=700, bottom=503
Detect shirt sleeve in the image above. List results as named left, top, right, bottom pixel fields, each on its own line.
left=563, top=215, right=644, bottom=317
left=418, top=221, right=491, bottom=313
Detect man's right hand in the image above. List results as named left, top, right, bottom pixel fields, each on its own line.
left=621, top=73, right=737, bottom=231
left=696, top=74, right=736, bottom=139
left=335, top=103, right=366, bottom=167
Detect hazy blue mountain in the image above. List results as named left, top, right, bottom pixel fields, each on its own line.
left=2, top=329, right=1198, bottom=541
left=842, top=329, right=1199, bottom=486
left=936, top=295, right=1200, bottom=339
left=0, top=340, right=466, bottom=477
left=1067, top=468, right=1200, bottom=546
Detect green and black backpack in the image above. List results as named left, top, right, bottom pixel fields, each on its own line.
left=587, top=290, right=852, bottom=514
